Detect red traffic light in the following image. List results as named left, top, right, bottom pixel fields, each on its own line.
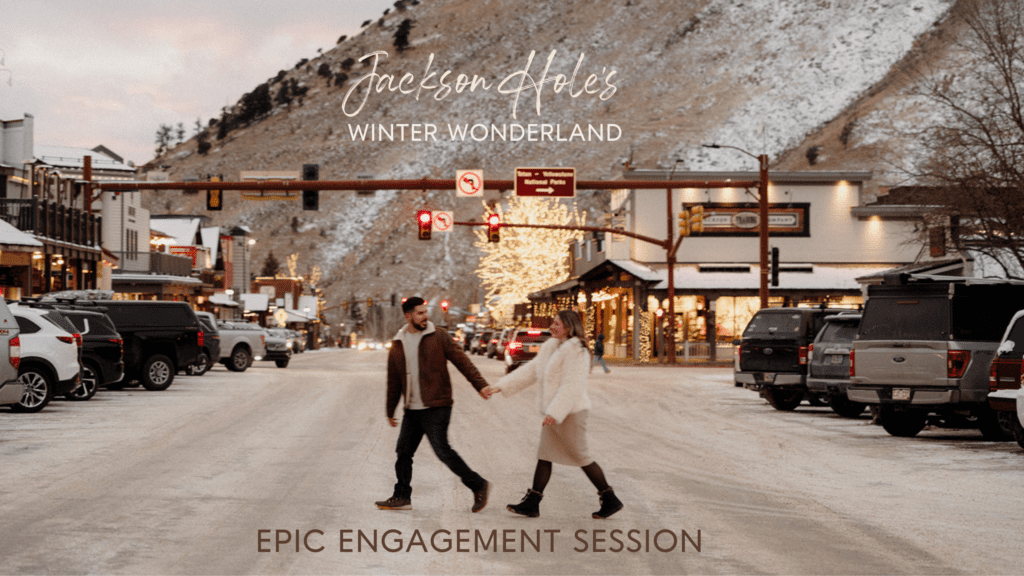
left=417, top=210, right=432, bottom=240
left=440, top=300, right=450, bottom=312
left=486, top=213, right=500, bottom=243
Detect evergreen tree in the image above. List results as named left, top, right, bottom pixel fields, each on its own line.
left=261, top=252, right=282, bottom=277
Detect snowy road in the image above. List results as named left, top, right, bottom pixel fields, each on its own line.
left=0, top=348, right=1022, bottom=575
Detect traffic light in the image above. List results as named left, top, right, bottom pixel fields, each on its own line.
left=206, top=175, right=222, bottom=211
left=342, top=301, right=348, bottom=311
left=367, top=297, right=373, bottom=308
left=690, top=205, right=705, bottom=234
left=302, top=163, right=319, bottom=211
left=417, top=210, right=432, bottom=240
left=440, top=299, right=450, bottom=312
left=678, top=209, right=690, bottom=236
left=771, top=247, right=780, bottom=287
left=487, top=213, right=500, bottom=242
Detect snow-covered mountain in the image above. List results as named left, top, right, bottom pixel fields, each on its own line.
left=144, top=0, right=959, bottom=322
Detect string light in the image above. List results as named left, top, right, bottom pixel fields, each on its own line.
left=474, top=196, right=586, bottom=325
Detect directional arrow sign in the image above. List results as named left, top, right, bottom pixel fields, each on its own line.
left=432, top=211, right=454, bottom=232
left=514, top=167, right=576, bottom=197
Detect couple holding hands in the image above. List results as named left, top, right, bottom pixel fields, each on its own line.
left=375, top=297, right=623, bottom=520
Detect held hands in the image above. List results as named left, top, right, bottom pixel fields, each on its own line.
left=480, top=385, right=501, bottom=399
left=542, top=415, right=556, bottom=427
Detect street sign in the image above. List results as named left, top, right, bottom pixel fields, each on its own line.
left=456, top=170, right=483, bottom=197
left=514, top=167, right=576, bottom=197
left=273, top=307, right=289, bottom=326
left=432, top=211, right=454, bottom=233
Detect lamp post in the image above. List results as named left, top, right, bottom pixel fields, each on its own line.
left=703, top=144, right=770, bottom=309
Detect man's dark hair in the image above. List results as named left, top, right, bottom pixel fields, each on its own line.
left=402, top=296, right=426, bottom=314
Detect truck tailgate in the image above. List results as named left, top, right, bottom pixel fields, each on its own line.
left=853, top=341, right=948, bottom=386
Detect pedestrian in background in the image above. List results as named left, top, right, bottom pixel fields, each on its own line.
left=591, top=333, right=611, bottom=374
left=375, top=297, right=492, bottom=513
left=482, top=309, right=623, bottom=519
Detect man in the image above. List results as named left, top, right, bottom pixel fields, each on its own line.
left=375, top=297, right=491, bottom=512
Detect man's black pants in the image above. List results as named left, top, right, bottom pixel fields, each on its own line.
left=393, top=406, right=485, bottom=500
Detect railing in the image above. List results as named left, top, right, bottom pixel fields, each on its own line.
left=0, top=198, right=102, bottom=247
left=675, top=341, right=737, bottom=362
left=150, top=252, right=192, bottom=276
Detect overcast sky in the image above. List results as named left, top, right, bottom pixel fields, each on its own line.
left=0, top=0, right=395, bottom=166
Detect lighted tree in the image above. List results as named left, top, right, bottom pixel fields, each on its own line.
left=474, top=197, right=586, bottom=324
left=287, top=253, right=299, bottom=278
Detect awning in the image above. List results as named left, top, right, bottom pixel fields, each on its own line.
left=208, top=293, right=239, bottom=307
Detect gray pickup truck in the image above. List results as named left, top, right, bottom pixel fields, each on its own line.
left=849, top=275, right=1024, bottom=438
left=216, top=320, right=268, bottom=372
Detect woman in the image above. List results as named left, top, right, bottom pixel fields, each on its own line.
left=482, top=310, right=623, bottom=519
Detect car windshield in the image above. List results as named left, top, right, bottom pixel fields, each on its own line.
left=817, top=321, right=859, bottom=343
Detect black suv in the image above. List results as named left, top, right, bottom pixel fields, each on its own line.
left=65, top=300, right=203, bottom=391
left=58, top=309, right=124, bottom=400
left=735, top=307, right=847, bottom=411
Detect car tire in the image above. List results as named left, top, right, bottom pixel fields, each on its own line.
left=1013, top=415, right=1024, bottom=450
left=978, top=406, right=1014, bottom=441
left=275, top=357, right=290, bottom=368
left=187, top=352, right=211, bottom=376
left=141, top=354, right=175, bottom=391
left=828, top=394, right=866, bottom=418
left=879, top=406, right=928, bottom=437
left=764, top=387, right=803, bottom=411
left=10, top=367, right=54, bottom=413
left=227, top=346, right=251, bottom=372
left=67, top=363, right=99, bottom=401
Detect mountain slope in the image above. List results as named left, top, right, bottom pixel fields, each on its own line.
left=144, top=0, right=958, bottom=321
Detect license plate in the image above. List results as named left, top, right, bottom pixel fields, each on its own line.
left=761, top=373, right=776, bottom=383
left=528, top=345, right=539, bottom=353
left=830, top=355, right=844, bottom=365
left=892, top=388, right=911, bottom=401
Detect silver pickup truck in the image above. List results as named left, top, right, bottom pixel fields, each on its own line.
left=216, top=320, right=268, bottom=372
left=849, top=275, right=1024, bottom=438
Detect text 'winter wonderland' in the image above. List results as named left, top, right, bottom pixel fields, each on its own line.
left=347, top=123, right=621, bottom=142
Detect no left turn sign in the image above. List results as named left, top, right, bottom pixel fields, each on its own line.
left=456, top=170, right=483, bottom=197
left=433, top=211, right=454, bottom=233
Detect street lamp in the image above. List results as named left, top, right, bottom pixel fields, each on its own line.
left=703, top=144, right=770, bottom=309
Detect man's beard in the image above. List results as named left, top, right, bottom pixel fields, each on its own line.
left=412, top=319, right=428, bottom=331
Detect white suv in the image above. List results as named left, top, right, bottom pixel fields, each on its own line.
left=9, top=304, right=81, bottom=413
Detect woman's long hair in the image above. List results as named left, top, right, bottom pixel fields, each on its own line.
left=556, top=309, right=589, bottom=350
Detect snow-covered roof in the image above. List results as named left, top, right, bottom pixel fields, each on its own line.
left=209, top=293, right=238, bottom=307
left=608, top=259, right=662, bottom=282
left=651, top=264, right=893, bottom=291
left=150, top=217, right=201, bottom=246
left=200, top=227, right=220, bottom=264
left=284, top=308, right=317, bottom=322
left=0, top=219, right=43, bottom=247
left=34, top=145, right=134, bottom=173
left=110, top=273, right=202, bottom=285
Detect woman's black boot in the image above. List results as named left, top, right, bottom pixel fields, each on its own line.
left=507, top=489, right=543, bottom=517
left=592, top=487, right=623, bottom=519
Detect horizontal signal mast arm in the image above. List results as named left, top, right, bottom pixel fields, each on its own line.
left=96, top=179, right=758, bottom=192
left=453, top=221, right=666, bottom=249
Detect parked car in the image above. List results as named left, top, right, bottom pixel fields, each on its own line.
left=264, top=328, right=293, bottom=368
left=189, top=312, right=222, bottom=376
left=216, top=320, right=267, bottom=372
left=472, top=330, right=493, bottom=355
left=9, top=304, right=81, bottom=412
left=735, top=306, right=846, bottom=411
left=0, top=299, right=23, bottom=410
left=806, top=313, right=864, bottom=417
left=849, top=275, right=1024, bottom=438
left=66, top=300, right=203, bottom=391
left=56, top=308, right=124, bottom=400
left=505, top=328, right=552, bottom=373
left=489, top=328, right=514, bottom=359
left=988, top=310, right=1024, bottom=447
